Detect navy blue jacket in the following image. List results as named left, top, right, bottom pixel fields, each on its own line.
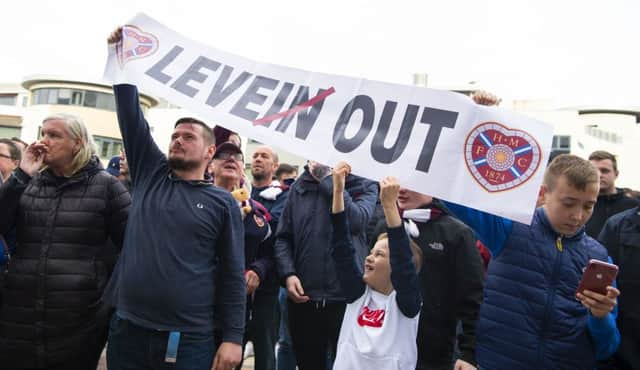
left=274, top=169, right=378, bottom=302
left=331, top=211, right=421, bottom=317
left=102, top=84, right=246, bottom=343
left=598, top=207, right=640, bottom=369
left=445, top=203, right=620, bottom=370
left=244, top=198, right=275, bottom=287
left=251, top=184, right=289, bottom=294
left=251, top=182, right=290, bottom=229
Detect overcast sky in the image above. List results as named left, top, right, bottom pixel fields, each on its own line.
left=1, top=0, right=637, bottom=107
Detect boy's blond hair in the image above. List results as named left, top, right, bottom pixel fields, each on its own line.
left=543, top=154, right=599, bottom=192
left=376, top=233, right=423, bottom=273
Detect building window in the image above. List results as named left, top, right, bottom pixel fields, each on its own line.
left=94, top=136, right=123, bottom=159
left=584, top=125, right=623, bottom=144
left=0, top=94, right=17, bottom=106
left=552, top=135, right=570, bottom=151
left=549, top=135, right=571, bottom=162
left=31, top=88, right=118, bottom=112
left=0, top=125, right=21, bottom=138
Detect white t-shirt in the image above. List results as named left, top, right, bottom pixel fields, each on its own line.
left=333, top=286, right=420, bottom=370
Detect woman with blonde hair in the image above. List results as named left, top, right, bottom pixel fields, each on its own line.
left=0, top=113, right=131, bottom=369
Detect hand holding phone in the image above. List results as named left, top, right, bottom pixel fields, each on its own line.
left=576, top=259, right=620, bottom=318
left=576, top=259, right=618, bottom=296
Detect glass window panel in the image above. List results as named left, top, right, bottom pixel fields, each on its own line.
left=47, top=89, right=58, bottom=104
left=111, top=142, right=121, bottom=157
left=57, top=89, right=71, bottom=105
left=83, top=91, right=97, bottom=107
left=32, top=90, right=44, bottom=104
left=71, top=90, right=83, bottom=105
left=0, top=95, right=17, bottom=105
left=96, top=92, right=116, bottom=111
left=101, top=141, right=111, bottom=158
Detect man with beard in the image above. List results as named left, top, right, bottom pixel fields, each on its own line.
left=103, top=28, right=246, bottom=370
left=250, top=145, right=289, bottom=370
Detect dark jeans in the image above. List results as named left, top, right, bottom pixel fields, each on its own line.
left=277, top=288, right=296, bottom=370
left=107, top=314, right=216, bottom=370
left=288, top=299, right=345, bottom=370
left=246, top=290, right=279, bottom=370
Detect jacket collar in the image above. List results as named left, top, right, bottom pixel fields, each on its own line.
left=167, top=171, right=213, bottom=187
left=597, top=188, right=625, bottom=202
left=39, top=156, right=102, bottom=188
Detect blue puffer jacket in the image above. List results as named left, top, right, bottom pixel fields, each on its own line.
left=274, top=168, right=378, bottom=302
left=445, top=204, right=620, bottom=370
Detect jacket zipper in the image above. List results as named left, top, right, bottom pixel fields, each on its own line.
left=537, top=235, right=564, bottom=365
left=556, top=236, right=563, bottom=252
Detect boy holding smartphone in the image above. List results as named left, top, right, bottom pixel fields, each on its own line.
left=445, top=154, right=620, bottom=370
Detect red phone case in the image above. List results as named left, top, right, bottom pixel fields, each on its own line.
left=576, top=259, right=618, bottom=295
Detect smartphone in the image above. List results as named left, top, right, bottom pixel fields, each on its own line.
left=576, top=259, right=618, bottom=295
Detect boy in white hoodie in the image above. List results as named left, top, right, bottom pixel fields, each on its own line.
left=330, top=162, right=422, bottom=370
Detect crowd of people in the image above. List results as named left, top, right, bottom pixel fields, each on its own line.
left=0, top=27, right=639, bottom=370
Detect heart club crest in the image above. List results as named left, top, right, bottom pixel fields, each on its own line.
left=117, top=25, right=159, bottom=68
left=464, top=122, right=541, bottom=192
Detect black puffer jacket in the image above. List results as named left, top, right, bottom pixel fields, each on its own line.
left=0, top=157, right=130, bottom=368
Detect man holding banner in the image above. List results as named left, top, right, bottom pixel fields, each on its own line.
left=103, top=29, right=246, bottom=370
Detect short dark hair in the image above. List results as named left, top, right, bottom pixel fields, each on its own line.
left=588, top=150, right=618, bottom=172
left=0, top=138, right=21, bottom=161
left=276, top=163, right=297, bottom=179
left=544, top=154, right=598, bottom=191
left=174, top=117, right=214, bottom=145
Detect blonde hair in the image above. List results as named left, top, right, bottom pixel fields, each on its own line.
left=42, top=113, right=97, bottom=176
left=376, top=233, right=423, bottom=273
left=544, top=154, right=599, bottom=192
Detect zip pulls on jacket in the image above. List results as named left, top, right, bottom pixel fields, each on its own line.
left=556, top=236, right=563, bottom=252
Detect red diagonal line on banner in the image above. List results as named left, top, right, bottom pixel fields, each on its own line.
left=253, top=87, right=336, bottom=126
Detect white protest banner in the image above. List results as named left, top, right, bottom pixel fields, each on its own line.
left=103, top=13, right=553, bottom=224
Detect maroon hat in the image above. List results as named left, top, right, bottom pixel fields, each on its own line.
left=213, top=125, right=237, bottom=145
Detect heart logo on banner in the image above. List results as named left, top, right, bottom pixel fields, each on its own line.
left=117, top=25, right=159, bottom=67
left=464, top=122, right=542, bottom=193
